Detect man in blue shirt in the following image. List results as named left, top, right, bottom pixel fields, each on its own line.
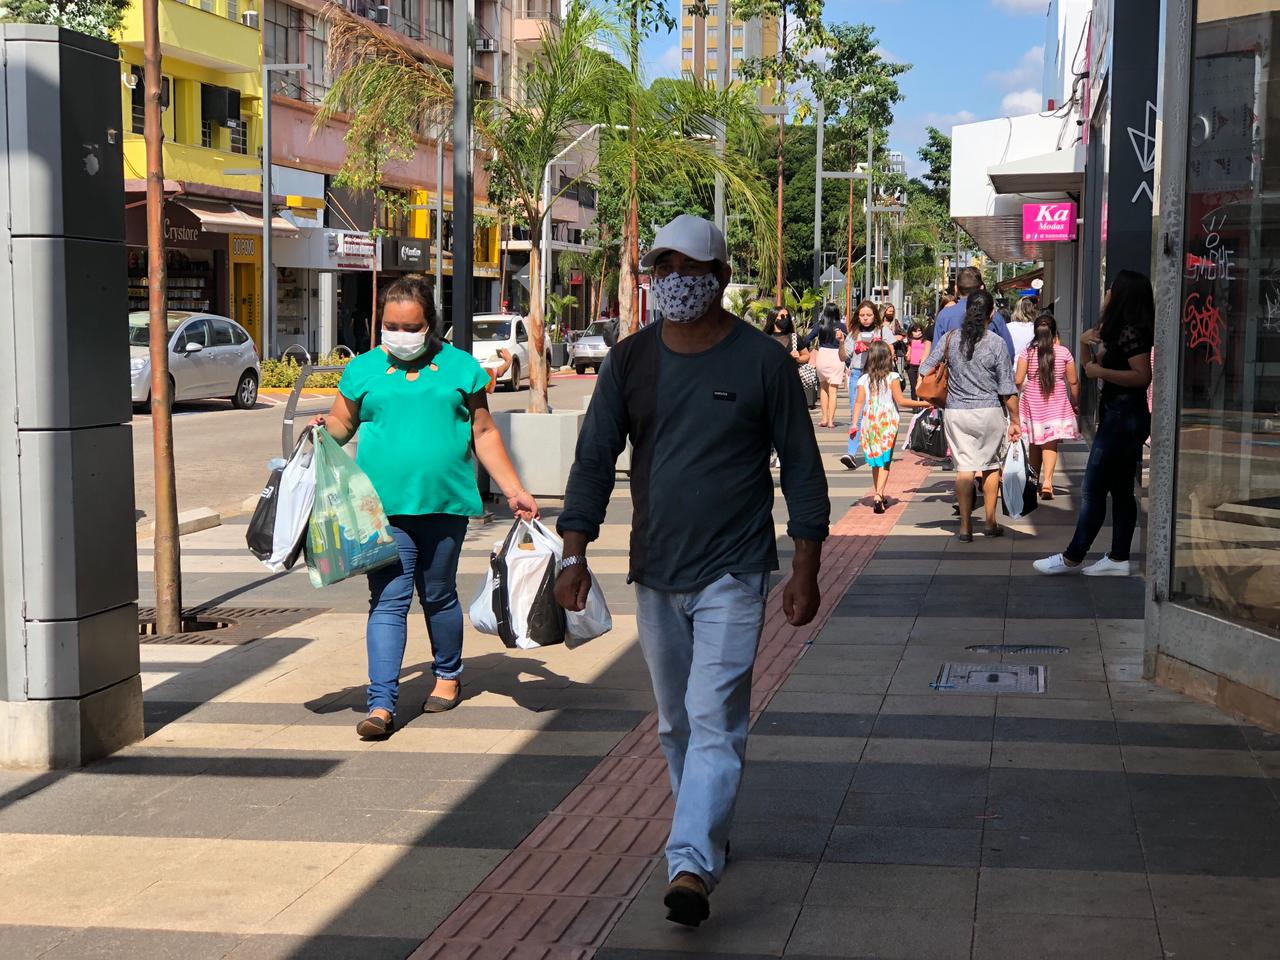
left=931, top=266, right=1015, bottom=360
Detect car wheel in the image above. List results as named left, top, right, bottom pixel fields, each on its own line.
left=232, top=371, right=259, bottom=409
left=575, top=364, right=587, bottom=375
left=507, top=359, right=521, bottom=391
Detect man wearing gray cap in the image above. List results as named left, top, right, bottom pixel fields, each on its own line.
left=555, top=214, right=830, bottom=927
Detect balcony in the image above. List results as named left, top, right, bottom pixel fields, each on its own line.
left=120, top=0, right=260, bottom=75
left=123, top=137, right=262, bottom=193
left=514, top=0, right=560, bottom=45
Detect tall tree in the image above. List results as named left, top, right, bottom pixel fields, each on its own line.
left=1, top=0, right=127, bottom=38
left=918, top=125, right=953, bottom=202
left=736, top=0, right=827, bottom=303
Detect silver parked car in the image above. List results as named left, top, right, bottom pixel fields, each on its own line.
left=129, top=311, right=261, bottom=411
left=570, top=319, right=616, bottom=375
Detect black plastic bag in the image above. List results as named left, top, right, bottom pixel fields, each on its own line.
left=907, top=408, right=947, bottom=458
left=245, top=464, right=286, bottom=560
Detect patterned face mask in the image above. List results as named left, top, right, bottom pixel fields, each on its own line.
left=651, top=272, right=722, bottom=324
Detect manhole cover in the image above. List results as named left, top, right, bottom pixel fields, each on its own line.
left=138, top=606, right=321, bottom=645
left=931, top=662, right=1046, bottom=693
left=966, top=644, right=1069, bottom=655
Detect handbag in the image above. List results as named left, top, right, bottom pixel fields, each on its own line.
left=906, top=407, right=947, bottom=458
left=1000, top=440, right=1040, bottom=520
left=915, top=332, right=954, bottom=407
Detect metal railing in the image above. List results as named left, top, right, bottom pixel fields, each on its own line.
left=281, top=363, right=344, bottom=458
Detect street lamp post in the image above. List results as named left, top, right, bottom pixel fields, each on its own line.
left=261, top=62, right=306, bottom=360
left=453, top=0, right=475, bottom=352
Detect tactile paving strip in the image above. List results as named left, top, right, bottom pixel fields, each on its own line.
left=409, top=454, right=935, bottom=959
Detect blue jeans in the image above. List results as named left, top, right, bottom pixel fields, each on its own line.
left=1064, top=397, right=1150, bottom=564
left=635, top=571, right=768, bottom=891
left=366, top=513, right=468, bottom=714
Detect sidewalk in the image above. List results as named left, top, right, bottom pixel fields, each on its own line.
left=3, top=416, right=1278, bottom=959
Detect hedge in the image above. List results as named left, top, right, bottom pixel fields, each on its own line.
left=260, top=351, right=354, bottom=389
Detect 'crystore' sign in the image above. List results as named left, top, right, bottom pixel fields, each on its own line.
left=1023, top=202, right=1077, bottom=243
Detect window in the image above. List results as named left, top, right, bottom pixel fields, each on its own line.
left=229, top=324, right=250, bottom=346
left=306, top=20, right=331, bottom=98
left=210, top=320, right=237, bottom=347
left=424, top=0, right=452, bottom=49
left=264, top=0, right=301, bottom=69
left=516, top=319, right=528, bottom=343
left=230, top=116, right=248, bottom=154
left=179, top=320, right=210, bottom=349
left=1168, top=0, right=1280, bottom=636
left=733, top=25, right=743, bottom=44
left=682, top=26, right=692, bottom=45
left=226, top=0, right=238, bottom=21
left=395, top=0, right=421, bottom=38
left=201, top=119, right=214, bottom=148
left=130, top=67, right=145, bottom=134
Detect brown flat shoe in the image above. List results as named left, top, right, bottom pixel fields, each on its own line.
left=664, top=872, right=710, bottom=927
left=423, top=682, right=463, bottom=714
left=356, top=713, right=394, bottom=740
left=1040, top=488, right=1055, bottom=500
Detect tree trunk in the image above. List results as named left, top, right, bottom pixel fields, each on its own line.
left=143, top=0, right=181, bottom=635
left=619, top=207, right=639, bottom=336
left=370, top=196, right=380, bottom=348
left=527, top=232, right=549, bottom=414
left=498, top=217, right=508, bottom=313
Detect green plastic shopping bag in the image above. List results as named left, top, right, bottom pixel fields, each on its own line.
left=305, top=428, right=399, bottom=588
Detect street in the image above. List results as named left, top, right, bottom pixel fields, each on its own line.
left=130, top=373, right=599, bottom=526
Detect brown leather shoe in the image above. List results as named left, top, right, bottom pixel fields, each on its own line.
left=664, top=872, right=710, bottom=927
left=355, top=713, right=394, bottom=740
left=423, top=681, right=463, bottom=714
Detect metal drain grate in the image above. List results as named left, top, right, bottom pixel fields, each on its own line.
left=138, top=606, right=322, bottom=645
left=932, top=662, right=1046, bottom=693
left=966, top=644, right=1069, bottom=656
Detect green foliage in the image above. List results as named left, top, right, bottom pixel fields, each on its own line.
left=260, top=352, right=354, bottom=389
left=918, top=126, right=952, bottom=200
left=545, top=292, right=579, bottom=328
left=2, top=0, right=128, bottom=39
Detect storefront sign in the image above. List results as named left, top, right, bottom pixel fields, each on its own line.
left=125, top=198, right=225, bottom=251
left=230, top=235, right=257, bottom=258
left=394, top=239, right=426, bottom=269
left=1023, top=202, right=1078, bottom=243
left=329, top=232, right=377, bottom=270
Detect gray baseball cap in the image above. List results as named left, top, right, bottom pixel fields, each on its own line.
left=639, top=214, right=729, bottom=270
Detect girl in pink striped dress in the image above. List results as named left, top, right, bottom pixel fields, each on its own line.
left=1015, top=313, right=1080, bottom=499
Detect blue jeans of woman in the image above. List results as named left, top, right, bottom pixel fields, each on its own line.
left=366, top=513, right=468, bottom=714
left=1063, top=395, right=1150, bottom=564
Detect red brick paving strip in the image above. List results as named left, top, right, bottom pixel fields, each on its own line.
left=410, top=455, right=935, bottom=959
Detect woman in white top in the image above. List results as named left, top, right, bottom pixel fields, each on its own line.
left=1007, top=295, right=1038, bottom=356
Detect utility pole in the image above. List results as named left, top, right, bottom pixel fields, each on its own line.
left=142, top=0, right=180, bottom=634
left=774, top=4, right=787, bottom=305
left=812, top=99, right=824, bottom=293
left=453, top=0, right=474, bottom=353
left=864, top=126, right=873, bottom=307
left=435, top=131, right=445, bottom=320
left=713, top=0, right=730, bottom=233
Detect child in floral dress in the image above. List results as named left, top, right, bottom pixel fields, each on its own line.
left=847, top=341, right=931, bottom=513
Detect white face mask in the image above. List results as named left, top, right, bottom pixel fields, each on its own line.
left=383, top=329, right=428, bottom=361
left=652, top=272, right=722, bottom=324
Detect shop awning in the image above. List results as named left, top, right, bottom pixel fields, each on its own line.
left=173, top=198, right=299, bottom=238
left=995, top=267, right=1045, bottom=292
left=988, top=144, right=1085, bottom=195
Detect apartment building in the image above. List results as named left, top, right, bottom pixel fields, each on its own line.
left=679, top=2, right=777, bottom=96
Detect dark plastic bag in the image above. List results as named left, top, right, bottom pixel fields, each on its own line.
left=907, top=408, right=947, bottom=458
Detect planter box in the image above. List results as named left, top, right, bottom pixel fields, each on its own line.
left=489, top=410, right=586, bottom=498
left=549, top=342, right=568, bottom=370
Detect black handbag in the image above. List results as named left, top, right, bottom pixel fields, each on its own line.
left=907, top=409, right=947, bottom=458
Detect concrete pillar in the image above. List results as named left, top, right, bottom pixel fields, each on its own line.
left=317, top=272, right=337, bottom=356
left=0, top=26, right=143, bottom=768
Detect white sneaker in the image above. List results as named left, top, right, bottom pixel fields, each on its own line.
left=1082, top=555, right=1132, bottom=577
left=1033, top=553, right=1083, bottom=576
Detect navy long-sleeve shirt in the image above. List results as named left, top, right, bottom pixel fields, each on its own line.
left=558, top=318, right=830, bottom=592
left=932, top=297, right=1016, bottom=360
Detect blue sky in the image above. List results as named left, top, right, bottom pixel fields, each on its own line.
left=641, top=0, right=1052, bottom=176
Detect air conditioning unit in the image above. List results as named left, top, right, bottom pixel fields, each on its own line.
left=240, top=9, right=259, bottom=28
left=375, top=4, right=390, bottom=24
left=476, top=37, right=498, bottom=53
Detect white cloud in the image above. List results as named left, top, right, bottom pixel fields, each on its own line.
left=896, top=111, right=979, bottom=178
left=919, top=109, right=979, bottom=131
left=1001, top=88, right=1044, bottom=114
left=649, top=43, right=683, bottom=80
left=992, top=0, right=1049, bottom=13
left=987, top=45, right=1044, bottom=91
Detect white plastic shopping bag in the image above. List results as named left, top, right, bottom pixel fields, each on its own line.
left=246, top=427, right=316, bottom=572
left=1000, top=440, right=1039, bottom=520
left=469, top=519, right=612, bottom=648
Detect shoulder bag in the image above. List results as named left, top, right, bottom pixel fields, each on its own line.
left=915, top=331, right=954, bottom=407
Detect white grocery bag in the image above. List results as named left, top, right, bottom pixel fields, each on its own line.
left=265, top=429, right=316, bottom=572
left=1000, top=439, right=1030, bottom=520
left=469, top=519, right=612, bottom=649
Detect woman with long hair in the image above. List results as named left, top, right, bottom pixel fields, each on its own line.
left=765, top=307, right=819, bottom=414
left=919, top=290, right=1021, bottom=541
left=804, top=302, right=847, bottom=427
left=313, top=275, right=538, bottom=738
left=1007, top=295, right=1039, bottom=355
left=1035, top=270, right=1155, bottom=576
left=847, top=340, right=930, bottom=510
left=1016, top=312, right=1080, bottom=498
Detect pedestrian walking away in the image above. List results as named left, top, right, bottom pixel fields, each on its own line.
left=919, top=290, right=1021, bottom=541
left=905, top=321, right=931, bottom=399
left=311, top=275, right=539, bottom=740
left=1007, top=293, right=1039, bottom=356
left=1035, top=270, right=1154, bottom=577
left=931, top=266, right=1017, bottom=362
left=1016, top=312, right=1080, bottom=499
left=804, top=302, right=848, bottom=428
left=846, top=341, right=930, bottom=511
left=555, top=214, right=830, bottom=929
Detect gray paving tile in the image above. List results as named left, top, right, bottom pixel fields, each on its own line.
left=992, top=716, right=1117, bottom=745
left=0, top=926, right=76, bottom=959
left=41, top=928, right=244, bottom=960
left=752, top=713, right=876, bottom=739
left=1156, top=920, right=1280, bottom=960
left=766, top=692, right=886, bottom=714
left=734, top=786, right=848, bottom=825
left=740, top=761, right=856, bottom=794
left=972, top=914, right=1161, bottom=960
left=988, top=768, right=1129, bottom=803
left=379, top=808, right=551, bottom=849
left=728, top=819, right=832, bottom=861
left=1116, top=721, right=1250, bottom=750
left=977, top=867, right=1153, bottom=918
left=779, top=673, right=892, bottom=694
left=852, top=762, right=988, bottom=797
left=873, top=714, right=994, bottom=742
left=788, top=905, right=972, bottom=959
left=1148, top=874, right=1280, bottom=922
left=826, top=824, right=982, bottom=867
left=981, top=829, right=1146, bottom=872
left=223, top=934, right=423, bottom=959
left=881, top=694, right=996, bottom=717
left=1126, top=772, right=1277, bottom=806
left=805, top=862, right=977, bottom=913
left=838, top=791, right=988, bottom=830
left=983, top=795, right=1136, bottom=835
left=1141, top=832, right=1280, bottom=877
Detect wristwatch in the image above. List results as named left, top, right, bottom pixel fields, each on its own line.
left=557, top=555, right=588, bottom=574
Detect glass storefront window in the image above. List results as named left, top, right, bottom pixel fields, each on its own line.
left=1170, top=0, right=1280, bottom=635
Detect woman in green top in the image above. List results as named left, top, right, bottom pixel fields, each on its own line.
left=314, top=275, right=538, bottom=739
